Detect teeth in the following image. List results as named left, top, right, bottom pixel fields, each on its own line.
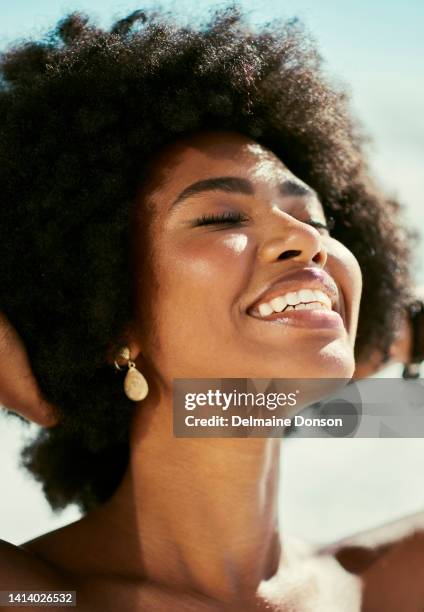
left=269, top=296, right=287, bottom=312
left=254, top=287, right=334, bottom=318
left=285, top=292, right=299, bottom=306
left=312, top=290, right=332, bottom=308
left=258, top=302, right=274, bottom=317
left=298, top=289, right=316, bottom=303
left=304, top=302, right=324, bottom=310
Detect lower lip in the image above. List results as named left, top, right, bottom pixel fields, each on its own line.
left=249, top=309, right=344, bottom=329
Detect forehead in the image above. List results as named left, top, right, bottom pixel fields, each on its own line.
left=139, top=131, right=307, bottom=208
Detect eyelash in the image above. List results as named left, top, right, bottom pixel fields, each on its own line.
left=307, top=218, right=335, bottom=232
left=193, top=211, right=247, bottom=226
left=193, top=212, right=335, bottom=232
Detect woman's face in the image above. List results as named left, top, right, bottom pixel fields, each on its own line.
left=132, top=131, right=362, bottom=389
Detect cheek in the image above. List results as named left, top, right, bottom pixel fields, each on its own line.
left=326, top=238, right=362, bottom=340
left=221, top=233, right=249, bottom=254
left=146, top=232, right=256, bottom=355
left=144, top=232, right=255, bottom=374
left=163, top=231, right=254, bottom=299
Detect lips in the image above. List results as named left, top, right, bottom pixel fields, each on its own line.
left=246, top=267, right=342, bottom=319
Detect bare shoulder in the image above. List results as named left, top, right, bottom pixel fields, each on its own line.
left=320, top=510, right=424, bottom=571
left=0, top=536, right=97, bottom=612
left=0, top=537, right=69, bottom=589
left=319, top=512, right=424, bottom=611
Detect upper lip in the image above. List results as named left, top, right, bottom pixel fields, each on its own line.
left=246, top=267, right=341, bottom=315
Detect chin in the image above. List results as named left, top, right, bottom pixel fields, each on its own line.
left=250, top=338, right=355, bottom=380
left=304, top=341, right=355, bottom=380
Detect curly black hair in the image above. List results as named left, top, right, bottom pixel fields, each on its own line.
left=0, top=7, right=415, bottom=513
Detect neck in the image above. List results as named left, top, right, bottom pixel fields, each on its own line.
left=95, top=392, right=283, bottom=602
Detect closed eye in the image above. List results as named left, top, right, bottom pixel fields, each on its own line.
left=191, top=212, right=335, bottom=232
left=306, top=217, right=335, bottom=233
left=192, top=211, right=248, bottom=227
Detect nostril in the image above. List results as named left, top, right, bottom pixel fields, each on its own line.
left=313, top=249, right=326, bottom=264
left=278, top=250, right=301, bottom=260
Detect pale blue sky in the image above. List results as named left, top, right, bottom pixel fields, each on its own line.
left=3, top=0, right=423, bottom=76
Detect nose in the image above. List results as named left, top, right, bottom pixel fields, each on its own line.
left=258, top=213, right=328, bottom=268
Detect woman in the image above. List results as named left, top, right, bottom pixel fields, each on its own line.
left=0, top=8, right=422, bottom=610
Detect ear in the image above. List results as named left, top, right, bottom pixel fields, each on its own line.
left=106, top=322, right=143, bottom=369
left=0, top=313, right=59, bottom=428
left=111, top=341, right=143, bottom=368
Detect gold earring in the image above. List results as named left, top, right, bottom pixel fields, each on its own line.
left=114, top=347, right=149, bottom=401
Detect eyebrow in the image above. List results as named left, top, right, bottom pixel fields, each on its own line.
left=170, top=176, right=315, bottom=210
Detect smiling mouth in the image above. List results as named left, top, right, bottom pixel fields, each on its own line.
left=248, top=288, right=333, bottom=317
left=246, top=287, right=344, bottom=328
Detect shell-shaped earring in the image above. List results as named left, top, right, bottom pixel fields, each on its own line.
left=114, top=347, right=149, bottom=401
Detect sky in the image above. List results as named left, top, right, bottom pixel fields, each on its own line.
left=1, top=1, right=424, bottom=543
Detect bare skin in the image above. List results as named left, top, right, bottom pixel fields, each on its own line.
left=0, top=312, right=58, bottom=427
left=0, top=131, right=420, bottom=610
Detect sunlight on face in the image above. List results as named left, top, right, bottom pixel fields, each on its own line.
left=222, top=234, right=249, bottom=254
left=132, top=131, right=362, bottom=392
